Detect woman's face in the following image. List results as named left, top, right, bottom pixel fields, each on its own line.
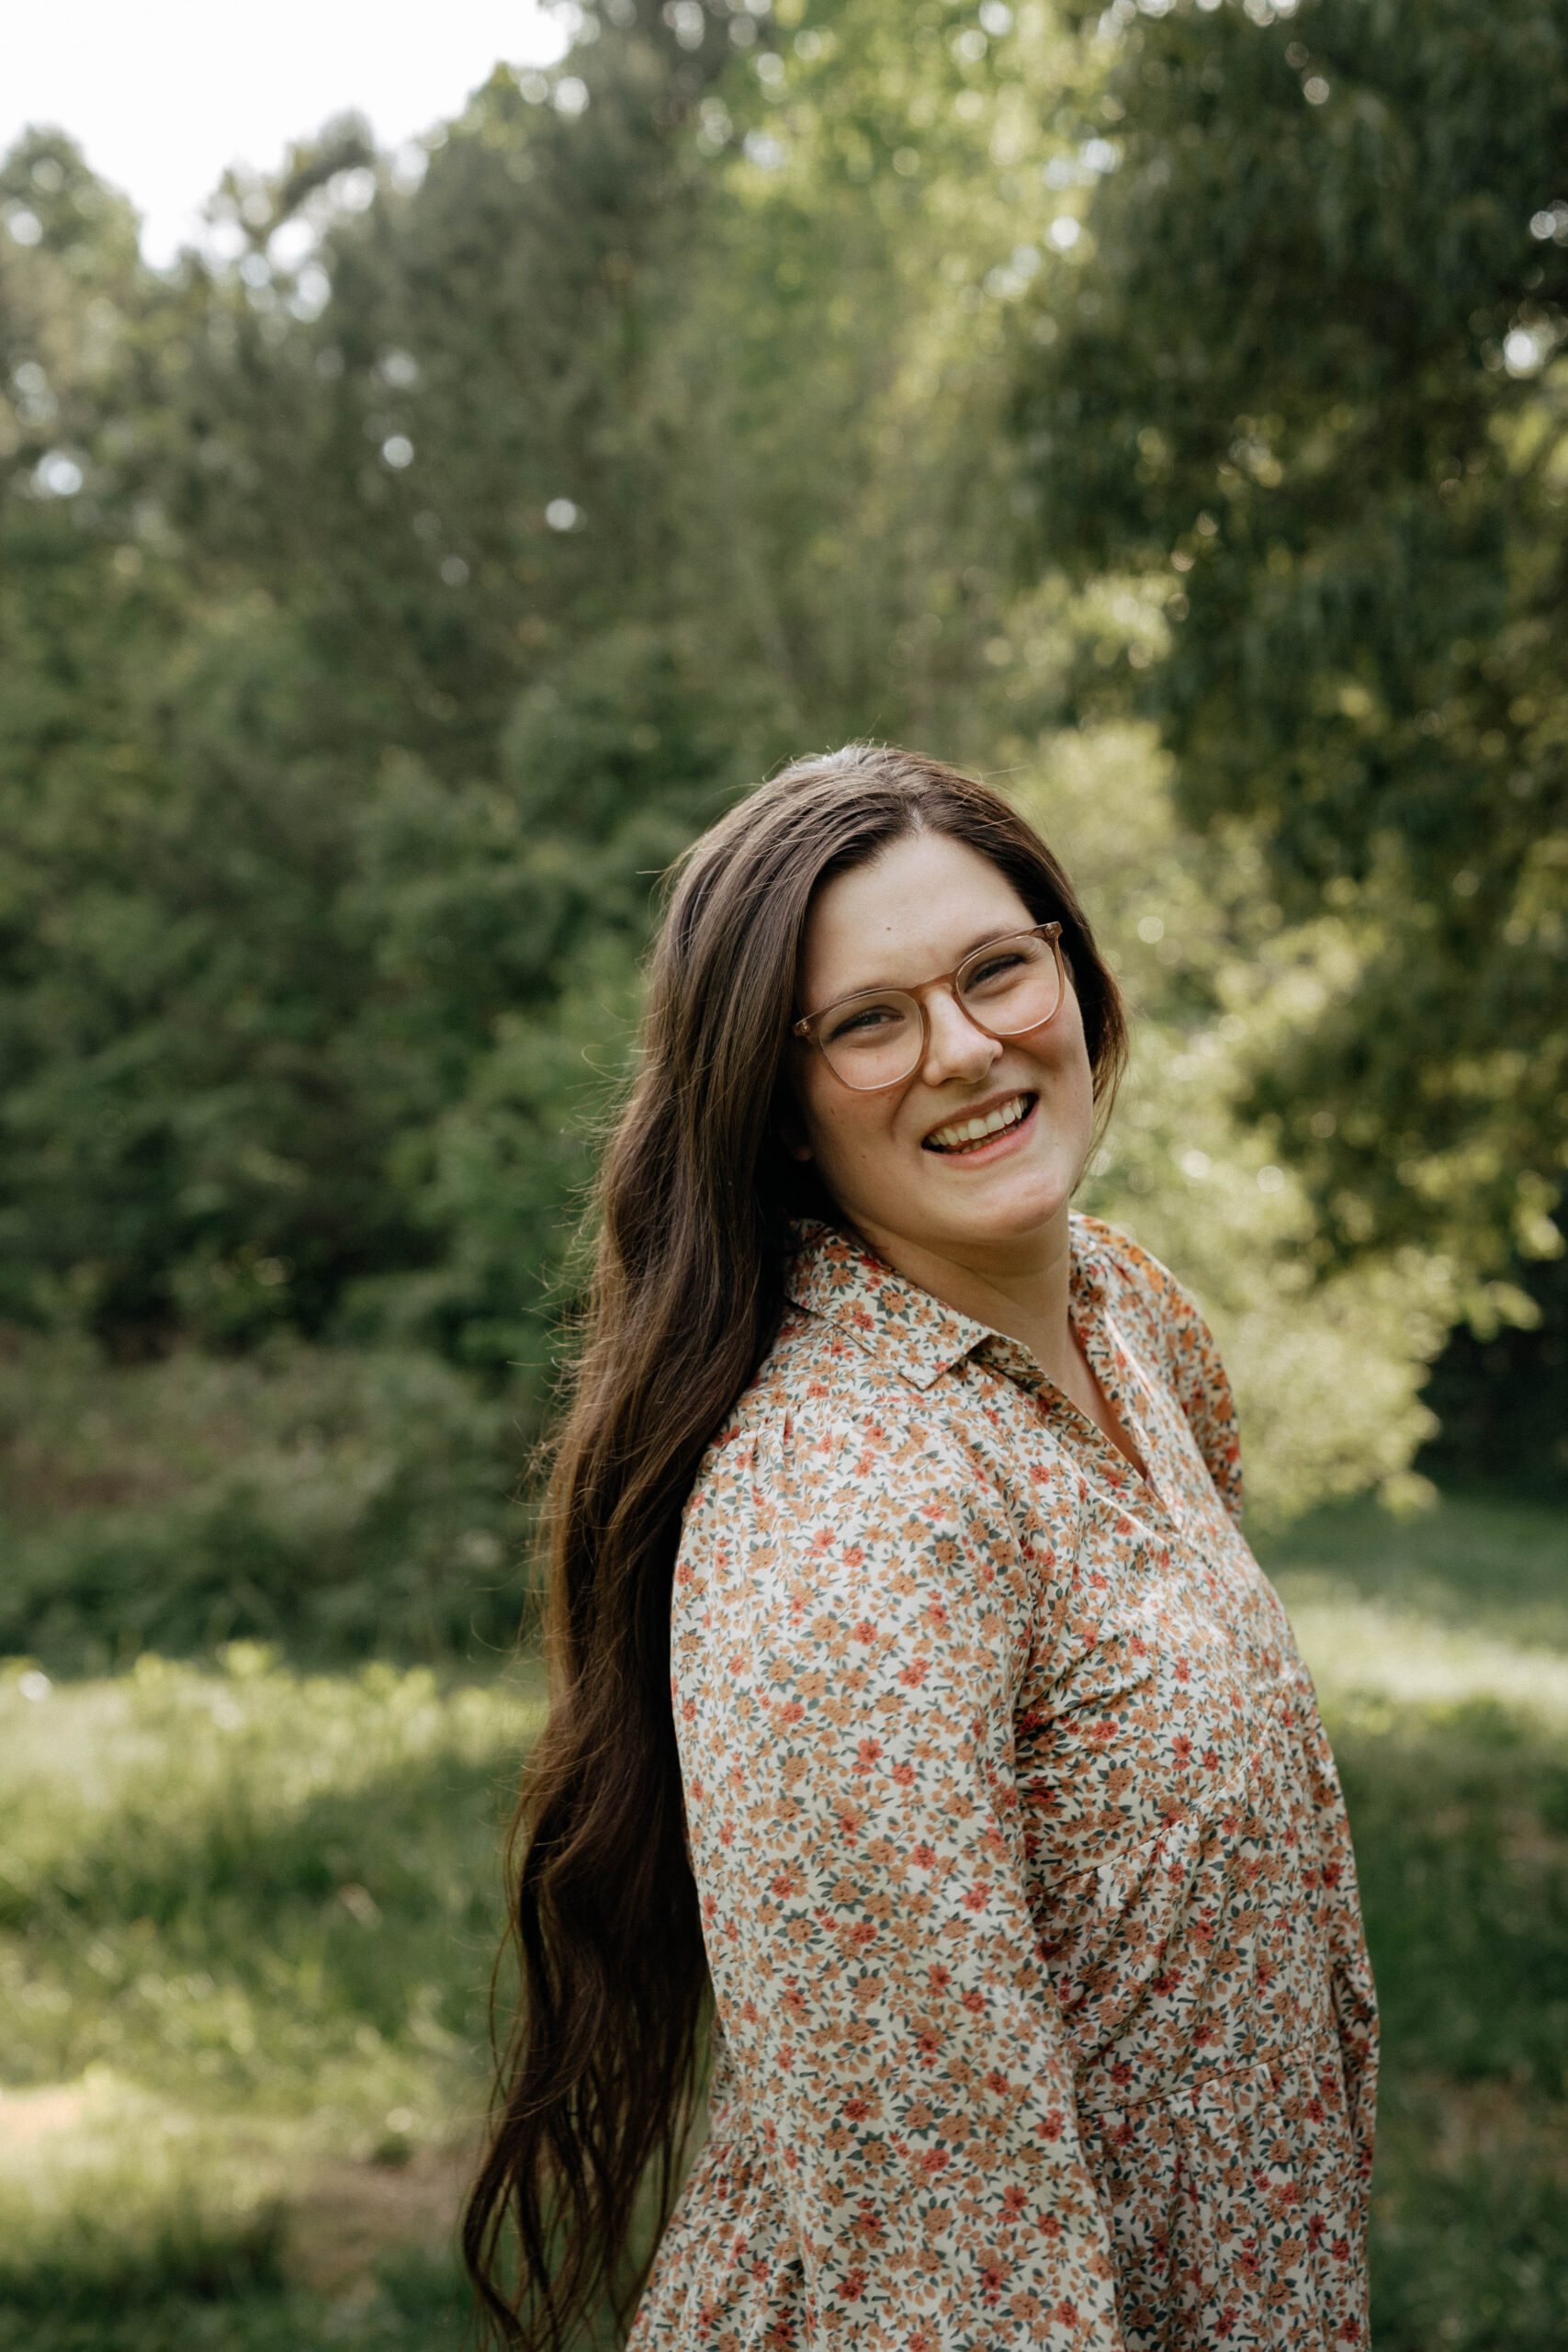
left=790, top=830, right=1097, bottom=1274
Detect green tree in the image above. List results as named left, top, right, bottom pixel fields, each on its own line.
left=0, top=0, right=1479, bottom=1518
left=1010, top=0, right=1568, bottom=1325
left=0, top=0, right=1051, bottom=1368
left=0, top=18, right=750, bottom=1363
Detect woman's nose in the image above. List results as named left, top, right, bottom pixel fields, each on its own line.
left=919, top=987, right=1000, bottom=1087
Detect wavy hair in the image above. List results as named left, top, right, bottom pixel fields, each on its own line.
left=463, top=744, right=1127, bottom=2346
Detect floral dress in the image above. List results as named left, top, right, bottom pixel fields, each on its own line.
left=628, top=1216, right=1377, bottom=2352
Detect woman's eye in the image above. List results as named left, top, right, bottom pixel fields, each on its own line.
left=965, top=953, right=1027, bottom=990
left=829, top=1003, right=902, bottom=1041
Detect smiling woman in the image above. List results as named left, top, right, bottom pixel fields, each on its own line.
left=465, top=746, right=1378, bottom=2352
left=785, top=833, right=1145, bottom=1473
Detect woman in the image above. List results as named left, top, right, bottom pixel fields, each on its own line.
left=465, top=746, right=1378, bottom=2350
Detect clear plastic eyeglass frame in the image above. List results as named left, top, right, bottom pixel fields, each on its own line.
left=791, top=922, right=1066, bottom=1092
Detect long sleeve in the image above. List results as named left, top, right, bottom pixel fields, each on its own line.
left=1299, top=1704, right=1380, bottom=2200
left=672, top=1402, right=1126, bottom=2351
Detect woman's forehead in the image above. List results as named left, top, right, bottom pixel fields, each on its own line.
left=799, top=832, right=1032, bottom=1002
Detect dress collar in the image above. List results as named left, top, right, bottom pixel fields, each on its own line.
left=783, top=1215, right=1111, bottom=1396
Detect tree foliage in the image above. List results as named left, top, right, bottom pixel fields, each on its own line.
left=0, top=0, right=1053, bottom=1382
left=0, top=21, right=752, bottom=1369
left=1, top=0, right=1559, bottom=1572
left=1013, top=0, right=1568, bottom=1314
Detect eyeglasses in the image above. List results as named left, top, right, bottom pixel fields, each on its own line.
left=792, top=922, right=1066, bottom=1092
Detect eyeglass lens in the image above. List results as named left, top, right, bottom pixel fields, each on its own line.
left=818, top=933, right=1062, bottom=1090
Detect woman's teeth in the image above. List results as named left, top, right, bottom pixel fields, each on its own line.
left=925, top=1093, right=1032, bottom=1154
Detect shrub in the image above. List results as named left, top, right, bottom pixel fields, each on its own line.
left=0, top=1333, right=534, bottom=1670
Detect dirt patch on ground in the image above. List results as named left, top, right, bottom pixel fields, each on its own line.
left=1398, top=2075, right=1568, bottom=2182
left=282, top=2143, right=475, bottom=2294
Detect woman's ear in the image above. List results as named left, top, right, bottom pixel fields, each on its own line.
left=778, top=1111, right=813, bottom=1166
left=773, top=1066, right=814, bottom=1164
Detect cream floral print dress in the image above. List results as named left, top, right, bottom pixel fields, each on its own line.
left=629, top=1215, right=1378, bottom=2352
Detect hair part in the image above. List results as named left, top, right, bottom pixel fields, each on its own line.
left=463, top=743, right=1127, bottom=2346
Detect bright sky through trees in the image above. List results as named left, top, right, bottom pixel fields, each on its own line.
left=4, top=0, right=568, bottom=263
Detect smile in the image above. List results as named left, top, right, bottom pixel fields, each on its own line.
left=922, top=1091, right=1036, bottom=1155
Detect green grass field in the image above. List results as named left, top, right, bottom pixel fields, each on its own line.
left=2, top=1491, right=1564, bottom=2349
left=0, top=1652, right=544, bottom=2350
left=1261, top=1495, right=1568, bottom=2351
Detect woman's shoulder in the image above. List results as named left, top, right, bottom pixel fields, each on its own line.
left=687, top=1295, right=1036, bottom=1530
left=680, top=1307, right=1053, bottom=1645
left=1071, top=1211, right=1212, bottom=1354
left=683, top=1283, right=1089, bottom=1603
left=697, top=1301, right=936, bottom=1480
left=1072, top=1212, right=1244, bottom=1521
left=1073, top=1208, right=1181, bottom=1298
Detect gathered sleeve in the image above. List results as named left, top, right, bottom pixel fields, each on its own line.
left=671, top=1402, right=1126, bottom=2350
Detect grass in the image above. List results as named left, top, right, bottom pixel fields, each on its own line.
left=1261, top=1487, right=1568, bottom=1655
left=1263, top=1492, right=1568, bottom=2349
left=0, top=1647, right=544, bottom=2350
left=1330, top=1713, right=1568, bottom=2348
left=0, top=1488, right=1564, bottom=2346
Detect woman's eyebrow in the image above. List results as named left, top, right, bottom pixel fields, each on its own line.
left=825, top=922, right=1026, bottom=1001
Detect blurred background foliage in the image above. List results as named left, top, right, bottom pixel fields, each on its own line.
left=2, top=0, right=1567, bottom=2339
left=3, top=0, right=1562, bottom=1668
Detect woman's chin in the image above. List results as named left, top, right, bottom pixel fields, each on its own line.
left=897, top=1162, right=1077, bottom=1255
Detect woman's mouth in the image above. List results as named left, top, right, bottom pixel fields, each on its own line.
left=922, top=1091, right=1037, bottom=1156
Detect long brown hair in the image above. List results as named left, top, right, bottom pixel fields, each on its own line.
left=463, top=745, right=1127, bottom=2346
